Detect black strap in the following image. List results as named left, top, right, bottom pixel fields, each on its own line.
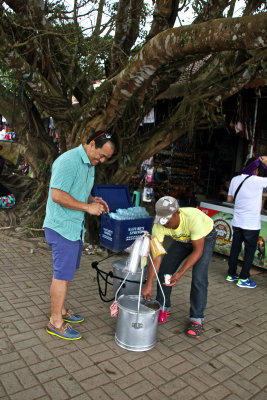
left=233, top=175, right=251, bottom=202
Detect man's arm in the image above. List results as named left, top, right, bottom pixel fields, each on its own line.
left=142, top=254, right=162, bottom=301
left=227, top=195, right=234, bottom=203
left=52, top=188, right=105, bottom=215
left=167, top=237, right=205, bottom=286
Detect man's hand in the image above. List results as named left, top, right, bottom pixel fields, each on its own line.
left=259, top=156, right=267, bottom=167
left=87, top=201, right=105, bottom=216
left=164, top=272, right=180, bottom=287
left=142, top=282, right=152, bottom=301
left=94, top=196, right=110, bottom=213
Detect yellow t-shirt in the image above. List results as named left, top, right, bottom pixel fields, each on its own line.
left=152, top=207, right=214, bottom=243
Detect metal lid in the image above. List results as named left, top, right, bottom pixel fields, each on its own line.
left=117, top=295, right=160, bottom=314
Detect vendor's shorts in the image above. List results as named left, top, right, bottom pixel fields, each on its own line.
left=0, top=194, right=15, bottom=208
left=44, top=228, right=83, bottom=281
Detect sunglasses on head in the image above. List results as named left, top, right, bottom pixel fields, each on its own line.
left=94, top=132, right=112, bottom=140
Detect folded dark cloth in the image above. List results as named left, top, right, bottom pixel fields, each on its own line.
left=239, top=158, right=267, bottom=176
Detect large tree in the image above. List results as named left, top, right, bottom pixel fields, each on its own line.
left=0, top=0, right=266, bottom=234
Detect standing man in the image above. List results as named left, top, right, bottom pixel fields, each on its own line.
left=142, top=196, right=216, bottom=338
left=43, top=131, right=115, bottom=340
left=226, top=156, right=267, bottom=288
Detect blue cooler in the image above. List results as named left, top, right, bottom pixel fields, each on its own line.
left=93, top=185, right=153, bottom=252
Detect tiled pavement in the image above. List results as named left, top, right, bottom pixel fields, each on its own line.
left=0, top=234, right=267, bottom=400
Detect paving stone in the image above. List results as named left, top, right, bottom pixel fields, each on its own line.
left=80, top=373, right=111, bottom=391
left=37, top=366, right=67, bottom=384
left=204, top=384, right=231, bottom=400
left=223, top=378, right=259, bottom=399
left=86, top=387, right=109, bottom=400
left=251, top=372, right=267, bottom=389
left=158, top=377, right=186, bottom=396
left=124, top=379, right=154, bottom=399
left=71, top=365, right=102, bottom=382
left=147, top=389, right=170, bottom=400
left=182, top=372, right=210, bottom=392
left=102, top=382, right=131, bottom=400
left=43, top=380, right=69, bottom=400
left=15, top=366, right=39, bottom=388
left=0, top=351, right=21, bottom=365
left=0, top=358, right=26, bottom=374
left=9, top=385, right=47, bottom=400
left=251, top=389, right=267, bottom=400
left=1, top=371, right=23, bottom=395
left=171, top=360, right=196, bottom=377
left=29, top=358, right=61, bottom=374
left=57, top=375, right=84, bottom=397
left=170, top=384, right=199, bottom=400
left=116, top=372, right=143, bottom=390
left=149, top=361, right=177, bottom=382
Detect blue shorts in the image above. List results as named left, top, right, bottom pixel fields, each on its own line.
left=44, top=228, right=83, bottom=281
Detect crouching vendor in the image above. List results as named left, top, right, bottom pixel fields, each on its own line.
left=142, top=196, right=216, bottom=338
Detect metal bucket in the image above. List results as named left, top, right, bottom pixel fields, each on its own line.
left=115, top=295, right=160, bottom=351
left=113, top=259, right=147, bottom=297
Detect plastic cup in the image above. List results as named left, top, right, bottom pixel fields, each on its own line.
left=164, top=274, right=172, bottom=284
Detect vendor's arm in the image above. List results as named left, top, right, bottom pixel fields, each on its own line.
left=142, top=254, right=162, bottom=301
left=52, top=188, right=105, bottom=215
left=227, top=194, right=234, bottom=203
left=167, top=237, right=205, bottom=286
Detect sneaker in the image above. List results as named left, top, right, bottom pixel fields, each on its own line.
left=46, top=321, right=82, bottom=340
left=236, top=278, right=256, bottom=288
left=158, top=310, right=168, bottom=324
left=187, top=321, right=203, bottom=338
left=226, top=274, right=239, bottom=282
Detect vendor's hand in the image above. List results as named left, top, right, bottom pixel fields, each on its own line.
left=259, top=156, right=267, bottom=167
left=94, top=197, right=109, bottom=213
left=142, top=282, right=152, bottom=301
left=87, top=202, right=105, bottom=216
left=164, top=272, right=180, bottom=287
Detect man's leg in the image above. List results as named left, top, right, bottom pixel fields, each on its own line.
left=156, top=241, right=191, bottom=309
left=228, top=227, right=243, bottom=276
left=239, top=229, right=260, bottom=279
left=45, top=228, right=83, bottom=339
left=190, top=229, right=216, bottom=322
left=50, top=278, right=69, bottom=329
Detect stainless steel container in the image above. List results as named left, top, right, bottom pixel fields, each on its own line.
left=113, top=259, right=147, bottom=297
left=115, top=295, right=160, bottom=352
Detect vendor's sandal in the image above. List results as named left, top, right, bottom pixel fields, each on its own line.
left=62, top=310, right=84, bottom=323
left=46, top=321, right=82, bottom=340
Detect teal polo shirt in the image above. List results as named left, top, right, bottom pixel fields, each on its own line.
left=43, top=144, right=95, bottom=241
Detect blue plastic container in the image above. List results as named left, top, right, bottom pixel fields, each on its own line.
left=93, top=185, right=153, bottom=252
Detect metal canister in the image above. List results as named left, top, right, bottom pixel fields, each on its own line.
left=115, top=295, right=160, bottom=351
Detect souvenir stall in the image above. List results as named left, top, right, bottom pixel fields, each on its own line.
left=129, top=134, right=198, bottom=206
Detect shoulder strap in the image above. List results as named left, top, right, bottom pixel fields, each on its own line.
left=233, top=175, right=251, bottom=202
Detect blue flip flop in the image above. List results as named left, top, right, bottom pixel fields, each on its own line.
left=46, top=322, right=82, bottom=340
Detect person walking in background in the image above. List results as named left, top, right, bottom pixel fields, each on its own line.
left=226, top=156, right=267, bottom=288
left=142, top=196, right=216, bottom=339
left=43, top=131, right=115, bottom=340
